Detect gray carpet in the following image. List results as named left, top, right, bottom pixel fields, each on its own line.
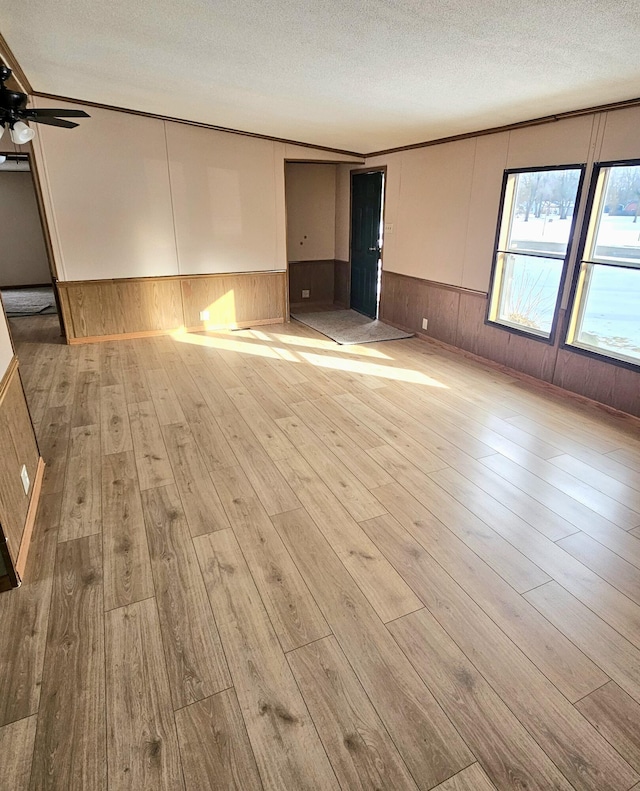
left=1, top=286, right=57, bottom=317
left=292, top=309, right=413, bottom=345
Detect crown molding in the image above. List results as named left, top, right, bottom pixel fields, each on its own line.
left=365, top=95, right=640, bottom=158
left=33, top=90, right=366, bottom=159
left=0, top=32, right=32, bottom=94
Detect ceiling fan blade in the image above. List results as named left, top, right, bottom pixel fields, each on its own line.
left=29, top=116, right=79, bottom=129
left=28, top=108, right=90, bottom=118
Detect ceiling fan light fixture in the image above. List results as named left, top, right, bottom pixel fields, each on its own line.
left=1, top=61, right=89, bottom=136
left=10, top=120, right=35, bottom=144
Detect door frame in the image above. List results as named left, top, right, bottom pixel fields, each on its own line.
left=348, top=165, right=387, bottom=319
left=283, top=157, right=365, bottom=319
left=27, top=149, right=68, bottom=339
left=0, top=150, right=68, bottom=340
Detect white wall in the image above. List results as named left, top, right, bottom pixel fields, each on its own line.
left=31, top=98, right=363, bottom=282
left=32, top=103, right=178, bottom=281
left=285, top=163, right=336, bottom=261
left=335, top=164, right=351, bottom=261
left=284, top=162, right=354, bottom=263
left=168, top=123, right=283, bottom=274
left=0, top=171, right=50, bottom=287
left=367, top=107, right=639, bottom=295
left=368, top=138, right=503, bottom=292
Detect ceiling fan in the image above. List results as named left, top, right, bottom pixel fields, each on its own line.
left=0, top=61, right=89, bottom=145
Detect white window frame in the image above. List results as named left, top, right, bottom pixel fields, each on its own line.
left=487, top=165, right=584, bottom=342
left=565, top=160, right=640, bottom=370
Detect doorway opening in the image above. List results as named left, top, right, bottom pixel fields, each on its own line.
left=0, top=153, right=61, bottom=330
left=350, top=168, right=385, bottom=319
left=284, top=161, right=353, bottom=316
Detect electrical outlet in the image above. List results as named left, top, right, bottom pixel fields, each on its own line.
left=200, top=310, right=210, bottom=321
left=302, top=289, right=310, bottom=299
left=20, top=464, right=30, bottom=495
left=422, top=318, right=428, bottom=330
left=384, top=223, right=394, bottom=234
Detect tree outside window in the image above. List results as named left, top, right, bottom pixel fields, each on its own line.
left=487, top=166, right=583, bottom=339
left=565, top=161, right=640, bottom=367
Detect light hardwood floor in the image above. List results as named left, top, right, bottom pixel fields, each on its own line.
left=2, top=313, right=640, bottom=790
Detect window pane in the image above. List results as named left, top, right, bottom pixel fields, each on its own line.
left=496, top=253, right=563, bottom=335
left=506, top=169, right=581, bottom=256
left=592, top=164, right=640, bottom=265
left=573, top=264, right=640, bottom=364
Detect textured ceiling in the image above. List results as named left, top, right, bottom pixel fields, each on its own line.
left=1, top=0, right=639, bottom=153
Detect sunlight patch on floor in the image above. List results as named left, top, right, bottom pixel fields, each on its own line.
left=171, top=325, right=398, bottom=368
left=171, top=329, right=281, bottom=359
left=272, top=346, right=299, bottom=363
left=269, top=331, right=392, bottom=358
left=299, top=351, right=448, bottom=387
left=172, top=328, right=447, bottom=387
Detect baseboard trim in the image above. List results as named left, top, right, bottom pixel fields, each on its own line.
left=184, top=317, right=285, bottom=332
left=381, top=268, right=639, bottom=418
left=68, top=329, right=176, bottom=345
left=289, top=301, right=336, bottom=310
left=386, top=319, right=640, bottom=425
left=15, top=457, right=45, bottom=582
left=67, top=317, right=287, bottom=344
left=0, top=356, right=19, bottom=407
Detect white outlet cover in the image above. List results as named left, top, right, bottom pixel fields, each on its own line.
left=20, top=464, right=30, bottom=495
left=422, top=318, right=428, bottom=330
left=302, top=290, right=310, bottom=298
left=200, top=310, right=210, bottom=320
left=384, top=223, right=394, bottom=233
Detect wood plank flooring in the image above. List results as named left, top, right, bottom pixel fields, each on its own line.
left=2, top=312, right=640, bottom=790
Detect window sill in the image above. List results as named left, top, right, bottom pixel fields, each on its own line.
left=563, top=340, right=640, bottom=372
left=485, top=318, right=554, bottom=344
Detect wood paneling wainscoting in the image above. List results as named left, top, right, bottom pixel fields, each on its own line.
left=58, top=278, right=184, bottom=341
left=289, top=260, right=351, bottom=309
left=58, top=271, right=287, bottom=342
left=0, top=357, right=44, bottom=588
left=380, top=270, right=640, bottom=418
left=289, top=260, right=335, bottom=307
left=381, top=271, right=461, bottom=348
left=181, top=273, right=286, bottom=332
left=334, top=259, right=350, bottom=307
